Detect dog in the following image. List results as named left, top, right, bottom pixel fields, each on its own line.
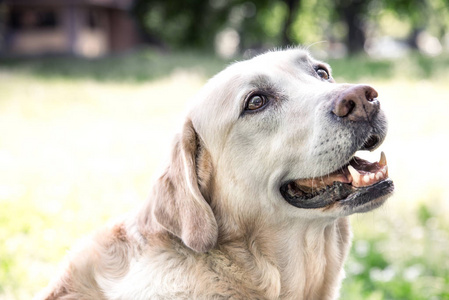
left=37, top=48, right=394, bottom=300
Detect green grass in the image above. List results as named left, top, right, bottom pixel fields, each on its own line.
left=3, top=49, right=449, bottom=83
left=327, top=53, right=449, bottom=82
left=1, top=48, right=448, bottom=299
left=0, top=50, right=229, bottom=83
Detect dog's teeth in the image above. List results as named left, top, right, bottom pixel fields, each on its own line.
left=348, top=165, right=360, bottom=183
left=363, top=175, right=370, bottom=183
left=379, top=151, right=387, bottom=166
left=348, top=153, right=389, bottom=188
left=376, top=172, right=384, bottom=180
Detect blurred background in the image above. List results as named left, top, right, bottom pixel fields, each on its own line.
left=1, top=0, right=449, bottom=299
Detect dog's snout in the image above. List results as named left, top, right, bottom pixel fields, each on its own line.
left=332, top=85, right=379, bottom=122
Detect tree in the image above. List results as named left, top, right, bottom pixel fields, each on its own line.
left=132, top=0, right=449, bottom=56
left=281, top=0, right=302, bottom=46
left=333, top=0, right=372, bottom=54
left=382, top=0, right=449, bottom=49
left=133, top=0, right=230, bottom=50
left=132, top=0, right=302, bottom=51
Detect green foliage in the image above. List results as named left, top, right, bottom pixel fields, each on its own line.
left=417, top=204, right=433, bottom=226
left=342, top=198, right=449, bottom=299
left=133, top=0, right=302, bottom=50
left=132, top=0, right=449, bottom=53
left=383, top=0, right=449, bottom=36
left=239, top=1, right=288, bottom=48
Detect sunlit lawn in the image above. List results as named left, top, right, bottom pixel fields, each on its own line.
left=0, top=50, right=448, bottom=299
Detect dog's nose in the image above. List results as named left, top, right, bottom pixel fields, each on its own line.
left=332, top=85, right=379, bottom=122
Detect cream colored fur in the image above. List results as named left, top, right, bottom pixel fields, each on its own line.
left=35, top=48, right=383, bottom=300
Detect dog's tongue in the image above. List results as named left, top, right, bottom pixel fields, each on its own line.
left=295, top=152, right=389, bottom=190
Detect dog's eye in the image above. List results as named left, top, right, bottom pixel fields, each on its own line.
left=316, top=68, right=330, bottom=80
left=245, top=94, right=268, bottom=111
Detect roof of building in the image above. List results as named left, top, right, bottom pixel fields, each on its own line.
left=3, top=0, right=134, bottom=10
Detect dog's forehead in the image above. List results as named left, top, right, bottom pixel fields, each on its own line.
left=235, top=49, right=317, bottom=77
left=189, top=49, right=327, bottom=145
left=251, top=48, right=312, bottom=67
left=206, top=49, right=319, bottom=95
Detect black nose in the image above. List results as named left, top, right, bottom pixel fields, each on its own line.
left=332, top=85, right=380, bottom=122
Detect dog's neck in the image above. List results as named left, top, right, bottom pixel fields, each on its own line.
left=217, top=211, right=352, bottom=300
left=276, top=217, right=351, bottom=299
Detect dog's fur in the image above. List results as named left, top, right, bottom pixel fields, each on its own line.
left=37, top=48, right=391, bottom=300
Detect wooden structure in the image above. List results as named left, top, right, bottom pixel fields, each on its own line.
left=0, top=0, right=142, bottom=57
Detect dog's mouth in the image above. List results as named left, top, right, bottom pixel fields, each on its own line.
left=280, top=152, right=394, bottom=212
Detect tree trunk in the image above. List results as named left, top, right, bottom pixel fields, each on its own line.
left=281, top=0, right=301, bottom=46
left=335, top=0, right=368, bottom=55
left=342, top=5, right=365, bottom=54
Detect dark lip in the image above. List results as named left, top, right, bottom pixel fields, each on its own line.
left=335, top=178, right=394, bottom=211
left=280, top=177, right=394, bottom=210
left=360, top=134, right=381, bottom=151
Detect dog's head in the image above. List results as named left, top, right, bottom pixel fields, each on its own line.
left=147, top=48, right=394, bottom=252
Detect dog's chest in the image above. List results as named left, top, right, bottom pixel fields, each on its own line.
left=98, top=248, right=250, bottom=299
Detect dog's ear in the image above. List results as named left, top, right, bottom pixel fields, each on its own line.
left=148, top=119, right=217, bottom=253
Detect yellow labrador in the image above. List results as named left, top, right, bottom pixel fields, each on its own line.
left=38, top=48, right=394, bottom=300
